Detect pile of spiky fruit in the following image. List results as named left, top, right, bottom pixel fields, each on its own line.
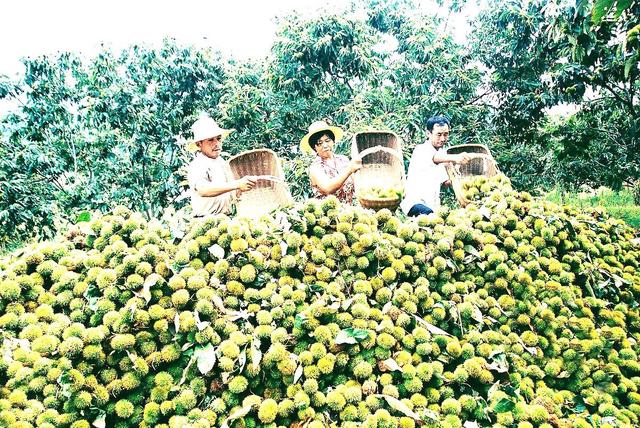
left=461, top=174, right=511, bottom=204
left=1, top=174, right=639, bottom=428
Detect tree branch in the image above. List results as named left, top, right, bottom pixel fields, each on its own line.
left=141, top=142, right=149, bottom=216
left=34, top=170, right=70, bottom=197
left=629, top=71, right=637, bottom=107
left=466, top=90, right=494, bottom=105
left=595, top=78, right=637, bottom=117
left=68, top=131, right=78, bottom=175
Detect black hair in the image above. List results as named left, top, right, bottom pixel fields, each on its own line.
left=425, top=115, right=450, bottom=132
left=309, top=130, right=335, bottom=149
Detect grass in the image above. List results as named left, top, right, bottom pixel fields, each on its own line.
left=0, top=238, right=28, bottom=257
left=545, top=187, right=640, bottom=228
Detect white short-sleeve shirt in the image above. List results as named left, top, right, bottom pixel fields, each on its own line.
left=400, top=143, right=449, bottom=214
left=187, top=153, right=234, bottom=216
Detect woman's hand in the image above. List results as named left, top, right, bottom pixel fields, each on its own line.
left=350, top=159, right=363, bottom=173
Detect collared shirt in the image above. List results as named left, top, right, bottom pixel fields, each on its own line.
left=400, top=142, right=449, bottom=214
left=187, top=152, right=234, bottom=216
left=309, top=154, right=355, bottom=204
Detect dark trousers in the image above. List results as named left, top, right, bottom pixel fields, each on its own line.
left=407, top=203, right=433, bottom=217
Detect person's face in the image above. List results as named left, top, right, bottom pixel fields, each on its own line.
left=198, top=135, right=223, bottom=159
left=314, top=134, right=334, bottom=159
left=428, top=123, right=450, bottom=149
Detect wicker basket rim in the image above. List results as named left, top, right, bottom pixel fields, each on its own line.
left=461, top=153, right=495, bottom=159
left=236, top=182, right=292, bottom=207
left=352, top=130, right=400, bottom=139
left=358, top=198, right=401, bottom=210
left=358, top=195, right=401, bottom=202
left=446, top=144, right=491, bottom=154
left=357, top=145, right=404, bottom=161
left=227, top=148, right=279, bottom=164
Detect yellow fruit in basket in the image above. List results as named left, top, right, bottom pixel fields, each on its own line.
left=358, top=185, right=404, bottom=201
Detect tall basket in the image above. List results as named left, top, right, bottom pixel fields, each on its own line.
left=445, top=144, right=499, bottom=207
left=351, top=131, right=406, bottom=211
left=228, top=149, right=293, bottom=218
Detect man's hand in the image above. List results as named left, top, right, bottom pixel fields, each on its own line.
left=457, top=154, right=471, bottom=165
left=350, top=159, right=363, bottom=174
left=235, top=176, right=257, bottom=192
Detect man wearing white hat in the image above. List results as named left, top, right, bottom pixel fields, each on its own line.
left=187, top=114, right=256, bottom=217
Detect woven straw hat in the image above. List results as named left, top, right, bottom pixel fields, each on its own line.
left=186, top=114, right=235, bottom=153
left=299, top=121, right=344, bottom=154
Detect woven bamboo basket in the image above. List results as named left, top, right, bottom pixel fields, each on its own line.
left=228, top=149, right=293, bottom=218
left=444, top=144, right=499, bottom=207
left=351, top=131, right=405, bottom=211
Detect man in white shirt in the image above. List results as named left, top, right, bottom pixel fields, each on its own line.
left=186, top=114, right=256, bottom=217
left=401, top=116, right=470, bottom=216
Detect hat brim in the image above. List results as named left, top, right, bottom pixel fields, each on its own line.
left=300, top=126, right=344, bottom=154
left=187, top=129, right=235, bottom=153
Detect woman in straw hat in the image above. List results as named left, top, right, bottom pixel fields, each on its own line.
left=301, top=121, right=362, bottom=204
left=186, top=114, right=256, bottom=217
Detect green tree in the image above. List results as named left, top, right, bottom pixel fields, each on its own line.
left=0, top=40, right=226, bottom=245
left=266, top=10, right=383, bottom=144
left=471, top=0, right=640, bottom=190
left=366, top=1, right=489, bottom=153
left=548, top=100, right=640, bottom=190
left=220, top=8, right=386, bottom=199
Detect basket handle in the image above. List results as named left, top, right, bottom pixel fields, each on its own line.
left=464, top=153, right=493, bottom=160
left=356, top=145, right=404, bottom=161
left=252, top=175, right=287, bottom=184
left=451, top=153, right=496, bottom=168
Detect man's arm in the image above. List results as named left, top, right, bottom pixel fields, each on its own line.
left=194, top=176, right=255, bottom=197
left=433, top=151, right=471, bottom=165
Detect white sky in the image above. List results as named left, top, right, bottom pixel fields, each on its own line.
left=0, top=0, right=480, bottom=77
left=0, top=0, right=321, bottom=75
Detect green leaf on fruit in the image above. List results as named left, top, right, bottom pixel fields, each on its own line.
left=76, top=211, right=91, bottom=223
left=194, top=343, right=216, bottom=375
left=335, top=328, right=369, bottom=344
left=493, top=398, right=515, bottom=413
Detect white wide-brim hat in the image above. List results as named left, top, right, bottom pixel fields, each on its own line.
left=186, top=114, right=235, bottom=153
left=299, top=120, right=344, bottom=154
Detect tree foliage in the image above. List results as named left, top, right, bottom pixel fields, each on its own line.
left=0, top=41, right=225, bottom=245
left=471, top=0, right=639, bottom=189
left=1, top=0, right=638, bottom=248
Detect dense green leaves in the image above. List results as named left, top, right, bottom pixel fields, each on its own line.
left=591, top=0, right=635, bottom=23
left=1, top=0, right=638, bottom=248
left=0, top=40, right=226, bottom=246
left=471, top=0, right=639, bottom=190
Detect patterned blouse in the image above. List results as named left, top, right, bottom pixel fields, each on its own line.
left=309, top=154, right=355, bottom=204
